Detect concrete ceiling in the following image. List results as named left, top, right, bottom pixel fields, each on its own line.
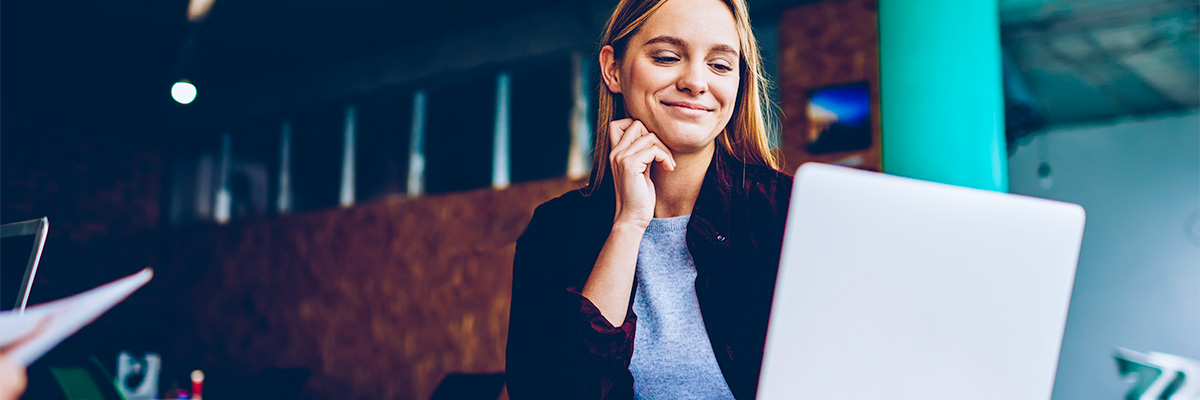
left=1000, top=0, right=1199, bottom=125
left=189, top=0, right=1198, bottom=125
left=191, top=0, right=575, bottom=88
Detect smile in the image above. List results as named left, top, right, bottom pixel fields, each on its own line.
left=661, top=101, right=714, bottom=112
left=661, top=101, right=714, bottom=119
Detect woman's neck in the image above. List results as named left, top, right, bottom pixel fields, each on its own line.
left=650, top=143, right=715, bottom=218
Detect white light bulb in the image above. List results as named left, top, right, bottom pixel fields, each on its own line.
left=172, top=81, right=197, bottom=104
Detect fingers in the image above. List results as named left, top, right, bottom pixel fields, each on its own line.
left=625, top=134, right=676, bottom=171
left=620, top=143, right=675, bottom=175
left=610, top=120, right=647, bottom=160
left=610, top=121, right=676, bottom=173
left=608, top=118, right=635, bottom=148
left=614, top=135, right=675, bottom=176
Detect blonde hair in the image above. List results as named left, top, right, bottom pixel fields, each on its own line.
left=585, top=0, right=782, bottom=193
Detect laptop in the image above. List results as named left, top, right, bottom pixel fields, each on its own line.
left=757, top=163, right=1085, bottom=400
left=1, top=217, right=49, bottom=314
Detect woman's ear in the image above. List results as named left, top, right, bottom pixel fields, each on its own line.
left=599, top=45, right=622, bottom=94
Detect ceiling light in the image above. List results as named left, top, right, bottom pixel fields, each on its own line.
left=172, top=80, right=197, bottom=105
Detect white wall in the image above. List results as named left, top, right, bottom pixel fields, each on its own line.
left=1008, top=110, right=1200, bottom=400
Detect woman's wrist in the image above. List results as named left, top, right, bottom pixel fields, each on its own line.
left=611, top=217, right=650, bottom=235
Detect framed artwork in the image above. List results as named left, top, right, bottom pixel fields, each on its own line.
left=806, top=82, right=872, bottom=156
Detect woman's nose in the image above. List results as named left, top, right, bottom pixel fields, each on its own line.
left=675, top=62, right=708, bottom=95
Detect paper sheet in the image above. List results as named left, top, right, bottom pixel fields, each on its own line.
left=0, top=268, right=153, bottom=366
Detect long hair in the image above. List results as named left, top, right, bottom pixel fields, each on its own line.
left=584, top=0, right=782, bottom=195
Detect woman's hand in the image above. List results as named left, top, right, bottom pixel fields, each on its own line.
left=608, top=118, right=676, bottom=229
left=581, top=119, right=677, bottom=326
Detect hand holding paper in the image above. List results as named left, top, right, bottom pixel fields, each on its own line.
left=0, top=268, right=153, bottom=366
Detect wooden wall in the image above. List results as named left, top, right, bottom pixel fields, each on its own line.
left=161, top=178, right=580, bottom=400
left=777, top=0, right=882, bottom=171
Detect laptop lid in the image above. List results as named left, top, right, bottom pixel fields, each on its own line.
left=1, top=217, right=48, bottom=313
left=758, top=163, right=1085, bottom=400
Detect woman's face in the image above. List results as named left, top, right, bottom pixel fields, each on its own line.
left=604, top=0, right=741, bottom=156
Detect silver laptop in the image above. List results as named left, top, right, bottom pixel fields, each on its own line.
left=758, top=163, right=1085, bottom=400
left=1, top=217, right=48, bottom=314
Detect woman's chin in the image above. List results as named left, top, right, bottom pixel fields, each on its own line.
left=659, top=132, right=719, bottom=155
left=645, top=121, right=711, bottom=149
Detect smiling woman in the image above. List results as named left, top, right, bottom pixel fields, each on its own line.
left=589, top=0, right=781, bottom=189
left=505, top=0, right=791, bottom=398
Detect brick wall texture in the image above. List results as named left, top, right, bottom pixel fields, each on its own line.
left=162, top=178, right=581, bottom=400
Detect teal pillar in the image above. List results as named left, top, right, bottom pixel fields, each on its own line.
left=879, top=0, right=1009, bottom=192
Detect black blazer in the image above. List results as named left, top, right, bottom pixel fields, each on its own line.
left=506, top=148, right=793, bottom=399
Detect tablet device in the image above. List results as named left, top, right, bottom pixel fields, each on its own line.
left=1, top=217, right=49, bottom=313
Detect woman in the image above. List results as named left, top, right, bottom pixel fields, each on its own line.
left=506, top=0, right=790, bottom=398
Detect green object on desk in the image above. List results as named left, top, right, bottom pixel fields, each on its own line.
left=45, top=354, right=127, bottom=400
left=50, top=367, right=108, bottom=400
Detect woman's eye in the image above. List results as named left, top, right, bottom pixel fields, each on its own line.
left=653, top=55, right=680, bottom=63
left=711, top=63, right=733, bottom=72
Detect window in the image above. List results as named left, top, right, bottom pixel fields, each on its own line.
left=228, top=118, right=279, bottom=219
left=289, top=104, right=343, bottom=211
left=423, top=74, right=496, bottom=194
left=354, top=91, right=412, bottom=202
left=509, top=56, right=574, bottom=183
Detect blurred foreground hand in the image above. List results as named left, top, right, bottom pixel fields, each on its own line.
left=0, top=356, right=24, bottom=400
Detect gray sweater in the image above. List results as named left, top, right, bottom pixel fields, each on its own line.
left=629, top=215, right=736, bottom=399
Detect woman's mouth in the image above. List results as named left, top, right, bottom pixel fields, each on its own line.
left=661, top=101, right=713, bottom=118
